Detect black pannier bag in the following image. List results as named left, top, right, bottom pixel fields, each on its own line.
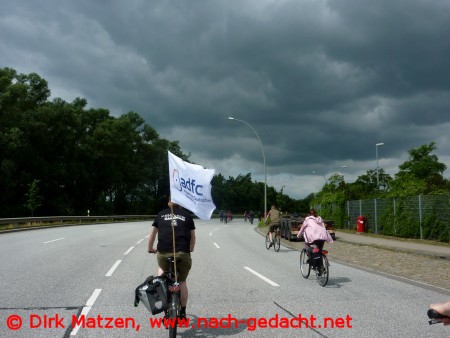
left=311, top=248, right=322, bottom=269
left=134, top=276, right=168, bottom=315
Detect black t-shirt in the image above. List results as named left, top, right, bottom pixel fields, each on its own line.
left=152, top=207, right=196, bottom=253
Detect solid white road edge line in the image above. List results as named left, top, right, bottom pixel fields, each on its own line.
left=244, top=266, right=280, bottom=286
left=105, top=260, right=122, bottom=277
left=70, top=288, right=102, bottom=336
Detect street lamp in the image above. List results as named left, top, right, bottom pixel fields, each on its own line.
left=228, top=117, right=267, bottom=217
left=340, top=165, right=347, bottom=180
left=279, top=185, right=285, bottom=212
left=376, top=142, right=384, bottom=189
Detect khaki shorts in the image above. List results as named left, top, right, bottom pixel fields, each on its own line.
left=157, top=252, right=192, bottom=282
left=269, top=223, right=280, bottom=232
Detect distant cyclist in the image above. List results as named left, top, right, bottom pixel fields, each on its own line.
left=266, top=205, right=280, bottom=248
left=249, top=210, right=255, bottom=224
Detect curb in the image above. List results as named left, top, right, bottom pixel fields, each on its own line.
left=336, top=238, right=450, bottom=260
left=336, top=236, right=450, bottom=260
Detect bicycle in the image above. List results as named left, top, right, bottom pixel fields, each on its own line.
left=135, top=255, right=182, bottom=338
left=265, top=227, right=281, bottom=252
left=299, top=242, right=329, bottom=286
left=161, top=256, right=182, bottom=338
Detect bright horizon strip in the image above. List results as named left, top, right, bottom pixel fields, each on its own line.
left=244, top=266, right=279, bottom=286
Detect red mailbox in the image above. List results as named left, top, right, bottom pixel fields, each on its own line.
left=356, top=216, right=366, bottom=233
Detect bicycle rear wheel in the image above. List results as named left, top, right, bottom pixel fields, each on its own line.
left=168, top=293, right=180, bottom=338
left=265, top=233, right=271, bottom=250
left=318, top=254, right=329, bottom=287
left=274, top=231, right=281, bottom=252
left=299, top=248, right=311, bottom=278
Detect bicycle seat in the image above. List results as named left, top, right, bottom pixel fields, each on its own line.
left=308, top=240, right=325, bottom=247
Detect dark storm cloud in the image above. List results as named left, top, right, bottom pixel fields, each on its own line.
left=1, top=0, right=449, bottom=198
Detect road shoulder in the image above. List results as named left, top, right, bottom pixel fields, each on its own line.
left=256, top=225, right=450, bottom=294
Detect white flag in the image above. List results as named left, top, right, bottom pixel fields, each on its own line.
left=168, top=151, right=216, bottom=220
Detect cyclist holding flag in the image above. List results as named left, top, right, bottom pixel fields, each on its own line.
left=148, top=198, right=196, bottom=320
left=146, top=151, right=214, bottom=319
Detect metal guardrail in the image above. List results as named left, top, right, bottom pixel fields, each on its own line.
left=0, top=215, right=156, bottom=231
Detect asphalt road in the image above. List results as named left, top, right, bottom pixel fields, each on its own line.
left=0, top=220, right=447, bottom=337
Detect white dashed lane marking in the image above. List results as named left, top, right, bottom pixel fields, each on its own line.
left=70, top=288, right=102, bottom=336
left=244, top=266, right=279, bottom=286
left=105, top=260, right=122, bottom=277
left=43, top=238, right=64, bottom=244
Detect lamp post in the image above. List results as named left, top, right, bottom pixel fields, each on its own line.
left=279, top=185, right=285, bottom=212
left=228, top=117, right=267, bottom=217
left=312, top=171, right=327, bottom=184
left=376, top=143, right=384, bottom=189
left=340, top=165, right=347, bottom=181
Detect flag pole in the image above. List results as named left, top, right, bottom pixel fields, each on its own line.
left=169, top=197, right=178, bottom=284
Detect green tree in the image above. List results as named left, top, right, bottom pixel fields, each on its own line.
left=324, top=173, right=345, bottom=192
left=397, top=142, right=446, bottom=179
left=392, top=142, right=447, bottom=195
left=353, top=169, right=393, bottom=197
left=388, top=173, right=427, bottom=197
left=0, top=67, right=192, bottom=217
left=0, top=68, right=51, bottom=216
left=211, top=173, right=228, bottom=211
left=24, top=179, right=42, bottom=216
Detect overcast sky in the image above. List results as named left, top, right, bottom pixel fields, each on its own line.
left=2, top=0, right=450, bottom=199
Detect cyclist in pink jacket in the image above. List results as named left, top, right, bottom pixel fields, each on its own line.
left=297, top=209, right=333, bottom=252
